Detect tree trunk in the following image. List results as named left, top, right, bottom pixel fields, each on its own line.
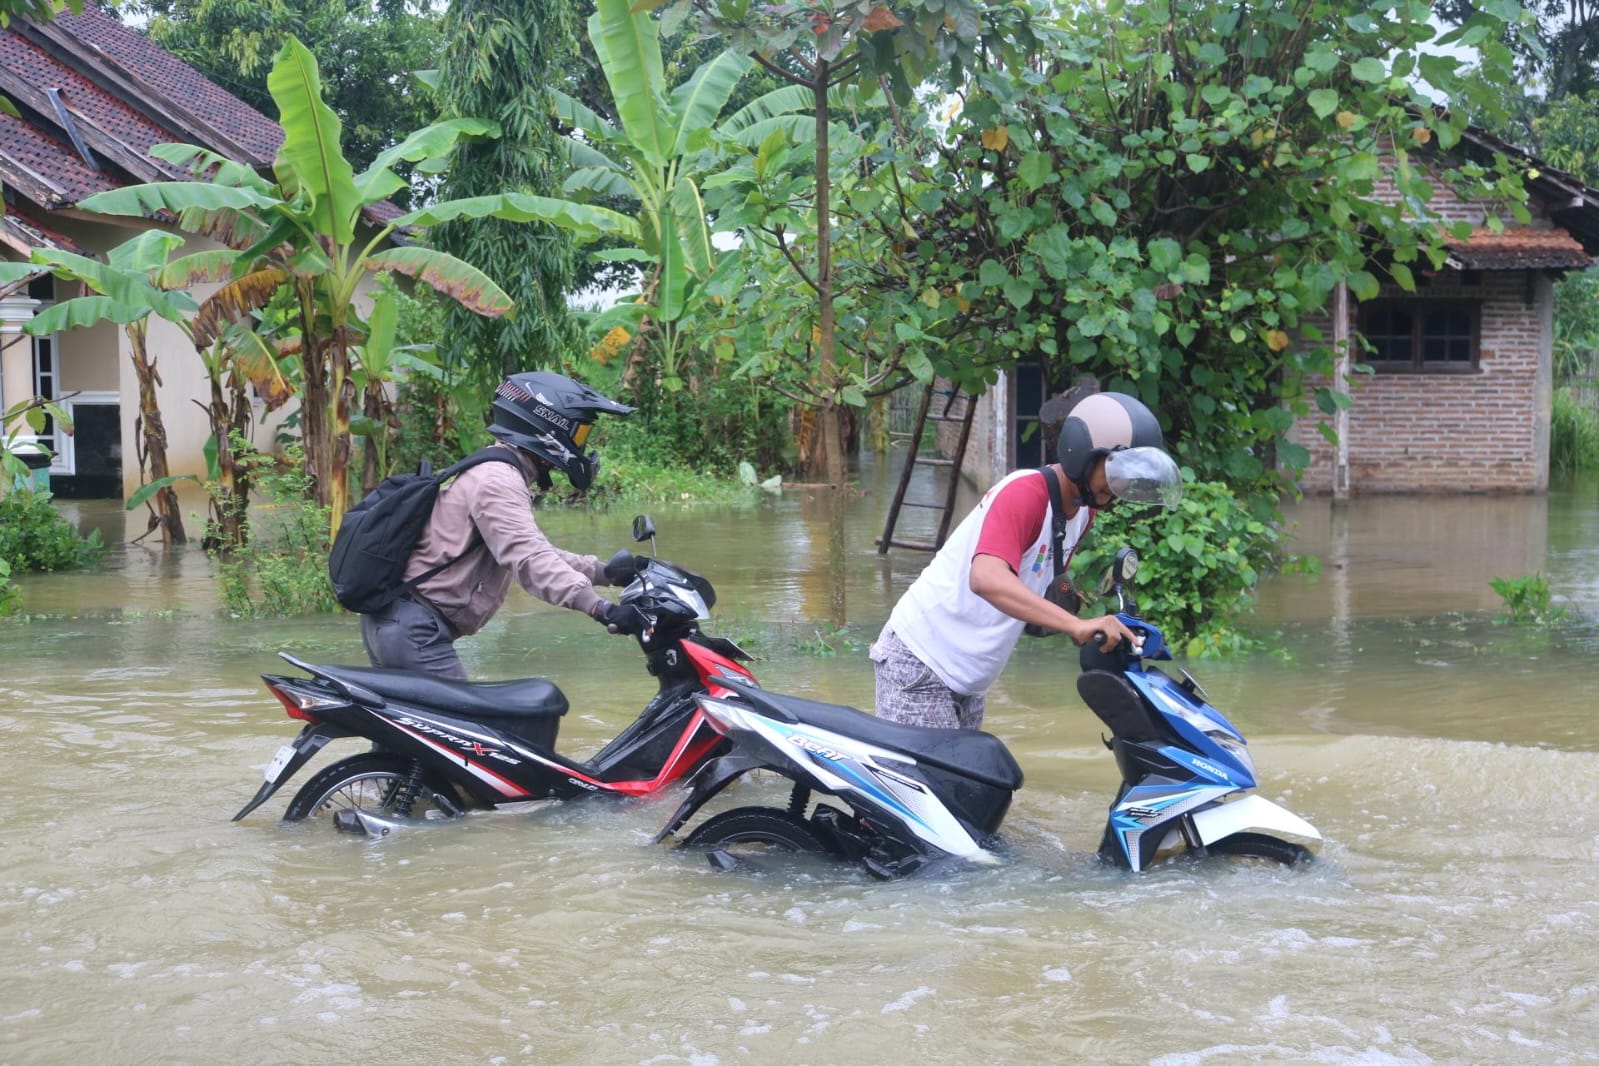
left=206, top=371, right=247, bottom=555
left=128, top=323, right=186, bottom=545
left=298, top=285, right=333, bottom=510
left=813, top=60, right=848, bottom=622
left=361, top=384, right=384, bottom=495
left=328, top=326, right=354, bottom=535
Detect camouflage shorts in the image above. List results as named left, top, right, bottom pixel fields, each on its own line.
left=869, top=626, right=986, bottom=731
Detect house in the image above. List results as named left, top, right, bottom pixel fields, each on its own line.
left=953, top=129, right=1599, bottom=497
left=0, top=5, right=287, bottom=500
left=1285, top=129, right=1599, bottom=495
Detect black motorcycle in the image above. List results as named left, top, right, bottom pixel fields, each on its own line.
left=233, top=516, right=757, bottom=835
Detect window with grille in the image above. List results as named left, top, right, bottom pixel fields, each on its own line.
left=1358, top=300, right=1480, bottom=372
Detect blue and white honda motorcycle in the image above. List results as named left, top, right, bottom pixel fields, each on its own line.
left=654, top=548, right=1320, bottom=878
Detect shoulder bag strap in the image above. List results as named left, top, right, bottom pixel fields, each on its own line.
left=1039, top=468, right=1068, bottom=578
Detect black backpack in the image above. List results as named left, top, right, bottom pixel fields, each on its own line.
left=328, top=446, right=521, bottom=614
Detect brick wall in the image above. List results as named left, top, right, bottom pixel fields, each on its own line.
left=1287, top=271, right=1553, bottom=494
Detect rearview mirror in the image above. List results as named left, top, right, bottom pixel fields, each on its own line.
left=1114, top=547, right=1139, bottom=584
left=1098, top=546, right=1140, bottom=598
left=631, top=515, right=657, bottom=543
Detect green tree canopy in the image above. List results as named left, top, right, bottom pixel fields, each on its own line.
left=431, top=0, right=582, bottom=388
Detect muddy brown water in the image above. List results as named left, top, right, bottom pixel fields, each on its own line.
left=3, top=462, right=1597, bottom=1064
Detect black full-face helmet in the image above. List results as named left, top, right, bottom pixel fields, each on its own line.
left=489, top=371, right=635, bottom=490
left=1055, top=391, right=1182, bottom=509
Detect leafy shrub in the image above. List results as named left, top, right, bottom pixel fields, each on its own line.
left=0, top=559, right=18, bottom=618
left=1551, top=386, right=1599, bottom=475
left=1070, top=474, right=1284, bottom=656
left=213, top=447, right=336, bottom=617
left=0, top=489, right=105, bottom=573
left=1490, top=573, right=1568, bottom=625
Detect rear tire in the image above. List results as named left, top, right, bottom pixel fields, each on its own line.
left=283, top=753, right=459, bottom=824
left=1204, top=831, right=1314, bottom=867
left=682, top=806, right=829, bottom=859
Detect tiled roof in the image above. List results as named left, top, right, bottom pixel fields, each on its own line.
left=29, top=6, right=282, bottom=164
left=1444, top=226, right=1595, bottom=271
left=0, top=9, right=406, bottom=243
left=0, top=203, right=82, bottom=257
left=0, top=109, right=120, bottom=208
left=0, top=5, right=282, bottom=229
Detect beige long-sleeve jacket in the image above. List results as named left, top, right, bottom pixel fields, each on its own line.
left=402, top=444, right=609, bottom=636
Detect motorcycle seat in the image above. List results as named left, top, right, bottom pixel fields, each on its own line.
left=723, top=680, right=1023, bottom=790
left=1077, top=670, right=1162, bottom=741
left=317, top=665, right=570, bottom=719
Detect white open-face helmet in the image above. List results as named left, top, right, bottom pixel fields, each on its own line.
left=1055, top=391, right=1182, bottom=509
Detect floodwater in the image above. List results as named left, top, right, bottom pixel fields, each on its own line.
left=3, top=459, right=1598, bottom=1065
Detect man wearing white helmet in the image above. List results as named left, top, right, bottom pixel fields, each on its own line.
left=870, top=385, right=1183, bottom=730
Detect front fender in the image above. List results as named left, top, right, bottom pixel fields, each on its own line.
left=1191, top=793, right=1321, bottom=849
left=650, top=751, right=767, bottom=844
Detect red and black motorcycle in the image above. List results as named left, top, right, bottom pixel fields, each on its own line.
left=232, top=516, right=756, bottom=835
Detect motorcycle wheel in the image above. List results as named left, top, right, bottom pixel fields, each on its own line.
left=283, top=753, right=459, bottom=824
left=682, top=806, right=828, bottom=859
left=1204, top=832, right=1314, bottom=867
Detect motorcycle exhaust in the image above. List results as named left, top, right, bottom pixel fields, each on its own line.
left=332, top=807, right=423, bottom=837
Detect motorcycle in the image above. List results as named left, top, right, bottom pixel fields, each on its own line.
left=653, top=546, right=1321, bottom=878
left=232, top=516, right=755, bottom=836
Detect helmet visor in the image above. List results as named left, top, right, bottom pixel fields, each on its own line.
left=1105, top=447, right=1183, bottom=508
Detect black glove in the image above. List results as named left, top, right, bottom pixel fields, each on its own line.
left=603, top=549, right=640, bottom=587
left=593, top=600, right=649, bottom=636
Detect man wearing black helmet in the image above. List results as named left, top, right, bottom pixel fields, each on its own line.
left=870, top=387, right=1183, bottom=730
left=359, top=371, right=647, bottom=679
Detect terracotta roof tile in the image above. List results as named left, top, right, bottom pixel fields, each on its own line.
left=1444, top=226, right=1593, bottom=271
left=0, top=203, right=84, bottom=256
left=0, top=29, right=186, bottom=184
left=0, top=109, right=119, bottom=207
left=46, top=6, right=282, bottom=163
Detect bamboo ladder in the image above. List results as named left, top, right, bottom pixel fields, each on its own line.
left=876, top=382, right=976, bottom=553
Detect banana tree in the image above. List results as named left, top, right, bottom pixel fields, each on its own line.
left=75, top=36, right=591, bottom=533
left=512, top=0, right=812, bottom=388
left=22, top=232, right=229, bottom=545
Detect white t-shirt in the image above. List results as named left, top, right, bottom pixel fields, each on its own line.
left=887, top=468, right=1092, bottom=696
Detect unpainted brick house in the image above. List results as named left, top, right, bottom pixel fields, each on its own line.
left=1286, top=130, right=1599, bottom=495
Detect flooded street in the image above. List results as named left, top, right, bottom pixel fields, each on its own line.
left=3, top=462, right=1598, bottom=1064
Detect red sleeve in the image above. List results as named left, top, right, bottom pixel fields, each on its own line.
left=973, top=474, right=1049, bottom=573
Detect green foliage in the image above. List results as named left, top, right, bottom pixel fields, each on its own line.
left=1071, top=475, right=1281, bottom=657
left=0, top=0, right=80, bottom=27
left=899, top=0, right=1532, bottom=505
left=582, top=441, right=761, bottom=511
left=0, top=559, right=17, bottom=618
left=0, top=490, right=105, bottom=574
left=433, top=0, right=583, bottom=387
left=213, top=448, right=336, bottom=617
left=1551, top=387, right=1599, bottom=475
left=1490, top=573, right=1568, bottom=626
left=578, top=319, right=792, bottom=475
left=77, top=35, right=548, bottom=533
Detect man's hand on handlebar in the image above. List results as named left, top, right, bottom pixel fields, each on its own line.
left=1074, top=614, right=1138, bottom=651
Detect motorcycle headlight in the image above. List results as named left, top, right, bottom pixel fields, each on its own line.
left=1211, top=733, right=1255, bottom=777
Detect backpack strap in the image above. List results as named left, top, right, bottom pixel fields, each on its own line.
left=399, top=447, right=524, bottom=594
